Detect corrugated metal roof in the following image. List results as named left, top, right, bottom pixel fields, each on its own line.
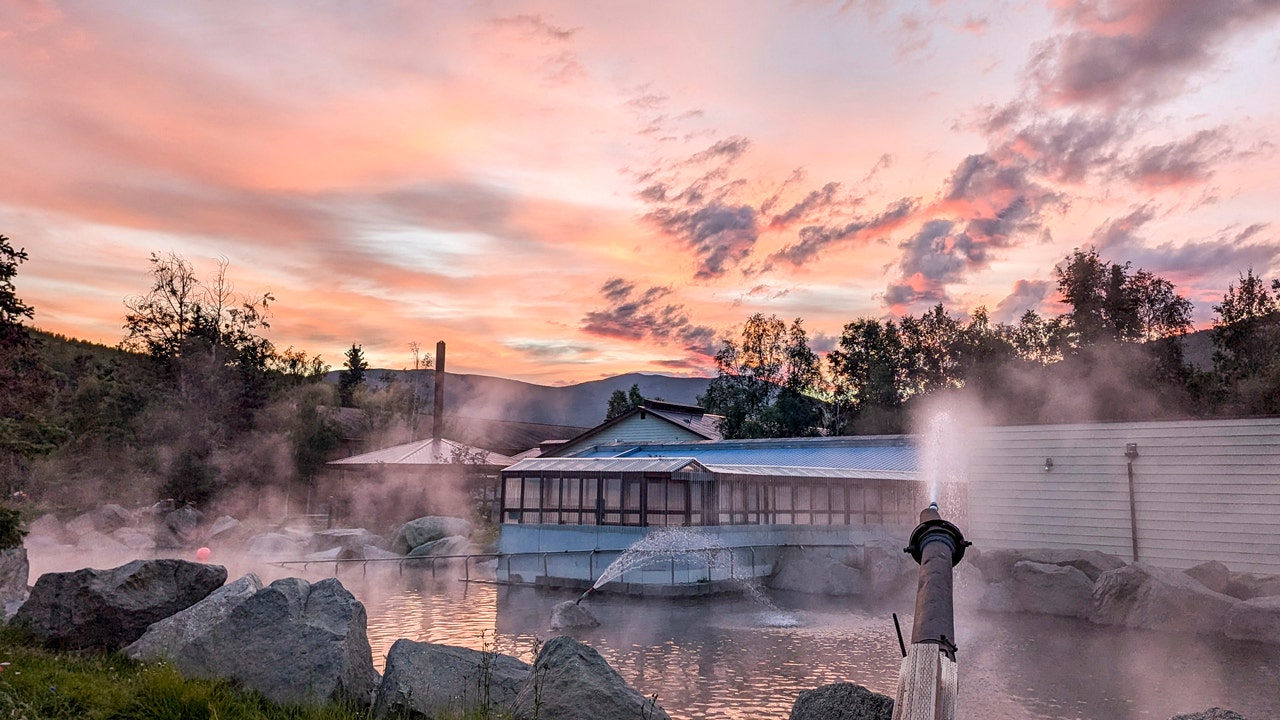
left=329, top=438, right=515, bottom=467
left=504, top=457, right=710, bottom=474
left=704, top=464, right=917, bottom=480
left=645, top=407, right=723, bottom=441
left=575, top=438, right=917, bottom=473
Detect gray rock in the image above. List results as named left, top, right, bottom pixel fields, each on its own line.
left=208, top=515, right=241, bottom=540
left=373, top=639, right=530, bottom=719
left=65, top=512, right=99, bottom=538
left=246, top=532, right=303, bottom=557
left=789, top=682, right=894, bottom=720
left=975, top=548, right=1126, bottom=583
left=27, top=513, right=66, bottom=542
left=1091, top=563, right=1238, bottom=634
left=75, top=530, right=132, bottom=556
left=1010, top=561, right=1094, bottom=618
left=1224, top=595, right=1280, bottom=645
left=978, top=581, right=1022, bottom=613
left=0, top=547, right=29, bottom=619
left=94, top=504, right=133, bottom=533
left=391, top=516, right=472, bottom=554
left=304, top=546, right=357, bottom=562
left=1169, top=709, right=1247, bottom=720
left=770, top=547, right=865, bottom=596
left=125, top=573, right=263, bottom=661
left=313, top=528, right=384, bottom=553
left=857, top=540, right=917, bottom=597
left=169, top=577, right=379, bottom=706
left=111, top=526, right=158, bottom=552
left=1185, top=561, right=1232, bottom=594
left=362, top=545, right=404, bottom=560
left=1224, top=572, right=1280, bottom=600
left=550, top=600, right=600, bottom=629
left=11, top=559, right=226, bottom=650
left=407, top=535, right=471, bottom=560
left=510, top=636, right=670, bottom=720
left=160, top=506, right=204, bottom=547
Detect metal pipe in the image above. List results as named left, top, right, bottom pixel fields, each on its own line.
left=893, top=501, right=971, bottom=720
left=903, top=502, right=969, bottom=658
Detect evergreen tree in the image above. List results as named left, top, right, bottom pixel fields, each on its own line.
left=338, top=343, right=368, bottom=407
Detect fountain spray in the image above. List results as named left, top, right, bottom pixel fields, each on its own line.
left=891, top=501, right=971, bottom=720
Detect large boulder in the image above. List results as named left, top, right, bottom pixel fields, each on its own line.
left=391, top=516, right=472, bottom=555
left=509, top=636, right=671, bottom=720
left=155, top=506, right=204, bottom=549
left=550, top=600, right=600, bottom=629
left=1008, top=561, right=1095, bottom=618
left=789, top=682, right=894, bottom=720
left=1184, top=561, right=1232, bottom=594
left=124, top=573, right=264, bottom=661
left=408, top=535, right=471, bottom=559
left=166, top=577, right=379, bottom=706
left=770, top=547, right=865, bottom=596
left=11, top=559, right=226, bottom=650
left=68, top=504, right=132, bottom=534
left=373, top=639, right=531, bottom=719
left=0, top=546, right=29, bottom=619
left=1224, top=572, right=1280, bottom=600
left=974, top=548, right=1126, bottom=584
left=1224, top=595, right=1280, bottom=645
left=1090, top=563, right=1238, bottom=634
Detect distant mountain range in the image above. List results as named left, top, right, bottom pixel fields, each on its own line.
left=332, top=369, right=713, bottom=430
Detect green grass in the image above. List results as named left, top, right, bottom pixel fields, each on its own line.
left=0, top=627, right=369, bottom=720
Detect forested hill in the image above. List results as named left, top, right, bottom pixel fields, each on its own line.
left=327, top=369, right=712, bottom=429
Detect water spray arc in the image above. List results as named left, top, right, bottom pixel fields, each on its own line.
left=892, top=501, right=970, bottom=720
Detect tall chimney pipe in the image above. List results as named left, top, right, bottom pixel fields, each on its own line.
left=892, top=502, right=971, bottom=720
left=432, top=341, right=445, bottom=446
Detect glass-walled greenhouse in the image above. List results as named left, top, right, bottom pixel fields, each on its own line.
left=500, top=457, right=941, bottom=528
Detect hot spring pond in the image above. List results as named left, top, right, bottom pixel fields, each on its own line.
left=336, top=567, right=1279, bottom=720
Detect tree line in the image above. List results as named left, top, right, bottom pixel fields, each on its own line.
left=699, top=248, right=1280, bottom=438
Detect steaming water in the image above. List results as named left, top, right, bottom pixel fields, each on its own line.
left=347, top=571, right=1280, bottom=720
left=25, top=550, right=1280, bottom=719
left=590, top=527, right=732, bottom=590
left=918, top=409, right=967, bottom=509
left=589, top=527, right=797, bottom=624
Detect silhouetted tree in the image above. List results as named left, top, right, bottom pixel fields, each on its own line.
left=827, top=318, right=907, bottom=434
left=700, top=315, right=824, bottom=438
left=605, top=383, right=646, bottom=421
left=338, top=343, right=368, bottom=407
left=1210, top=268, right=1280, bottom=414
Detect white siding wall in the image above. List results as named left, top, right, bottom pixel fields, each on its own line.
left=561, top=413, right=708, bottom=454
left=966, top=418, right=1280, bottom=574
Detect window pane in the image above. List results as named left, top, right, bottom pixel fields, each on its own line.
left=647, top=481, right=666, bottom=513
left=796, top=485, right=811, bottom=511
left=565, top=477, right=581, bottom=510
left=604, top=478, right=622, bottom=509
left=776, top=486, right=792, bottom=511
left=668, top=483, right=687, bottom=512
left=522, top=478, right=541, bottom=509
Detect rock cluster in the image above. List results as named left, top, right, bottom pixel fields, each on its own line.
left=23, top=506, right=478, bottom=569
left=769, top=539, right=916, bottom=599
left=789, top=682, right=894, bottom=720
left=968, top=548, right=1280, bottom=645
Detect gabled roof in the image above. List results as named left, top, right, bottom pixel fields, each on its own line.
left=544, top=401, right=722, bottom=457
left=328, top=438, right=515, bottom=467
left=504, top=456, right=712, bottom=474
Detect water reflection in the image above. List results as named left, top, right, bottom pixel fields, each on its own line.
left=349, top=569, right=1280, bottom=720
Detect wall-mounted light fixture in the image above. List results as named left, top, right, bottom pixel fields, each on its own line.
left=1043, top=457, right=1054, bottom=472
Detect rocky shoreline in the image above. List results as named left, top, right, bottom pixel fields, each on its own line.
left=4, top=505, right=1273, bottom=719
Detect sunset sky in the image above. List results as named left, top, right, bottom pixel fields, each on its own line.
left=5, top=1, right=1280, bottom=384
